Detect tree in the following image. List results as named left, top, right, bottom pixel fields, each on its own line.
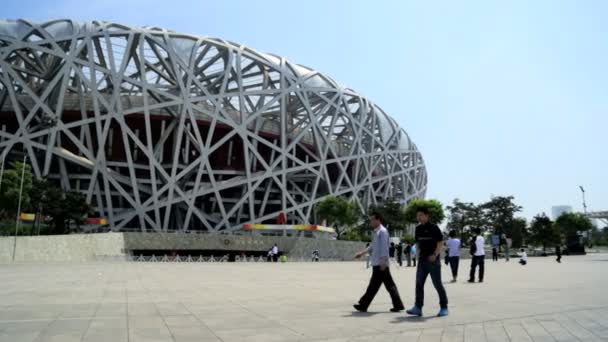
left=528, top=214, right=561, bottom=252
left=369, top=199, right=408, bottom=232
left=63, top=191, right=91, bottom=231
left=0, top=161, right=33, bottom=218
left=446, top=199, right=486, bottom=243
left=480, top=195, right=522, bottom=235
left=315, top=196, right=360, bottom=239
left=554, top=212, right=594, bottom=238
left=404, top=198, right=445, bottom=224
left=504, top=217, right=527, bottom=249
left=43, top=184, right=69, bottom=234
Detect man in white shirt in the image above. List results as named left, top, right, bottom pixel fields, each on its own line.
left=353, top=212, right=405, bottom=313
left=445, top=230, right=461, bottom=283
left=272, top=244, right=279, bottom=262
left=468, top=228, right=485, bottom=283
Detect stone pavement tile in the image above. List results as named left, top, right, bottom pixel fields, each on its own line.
left=536, top=317, right=578, bottom=341
left=575, top=309, right=608, bottom=339
left=440, top=325, right=464, bottom=342
left=34, top=319, right=90, bottom=342
left=59, top=303, right=97, bottom=319
left=393, top=329, right=423, bottom=341
left=501, top=321, right=533, bottom=342
left=285, top=319, right=381, bottom=340
left=201, top=314, right=278, bottom=331
left=95, top=303, right=127, bottom=317
left=418, top=327, right=444, bottom=342
left=81, top=318, right=128, bottom=342
left=0, top=321, right=50, bottom=342
left=128, top=315, right=174, bottom=342
left=213, top=326, right=304, bottom=342
left=483, top=321, right=509, bottom=342
left=520, top=318, right=557, bottom=342
left=128, top=303, right=159, bottom=316
left=0, top=305, right=63, bottom=321
left=170, top=326, right=221, bottom=342
left=163, top=315, right=219, bottom=341
left=155, top=302, right=190, bottom=316
left=464, top=322, right=487, bottom=342
left=564, top=310, right=608, bottom=339
left=549, top=315, right=601, bottom=342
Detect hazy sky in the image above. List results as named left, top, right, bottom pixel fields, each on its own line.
left=3, top=0, right=607, bottom=222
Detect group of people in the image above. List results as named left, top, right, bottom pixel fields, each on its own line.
left=354, top=207, right=449, bottom=317
left=352, top=207, right=538, bottom=317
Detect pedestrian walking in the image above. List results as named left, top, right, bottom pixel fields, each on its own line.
left=405, top=243, right=412, bottom=267
left=503, top=234, right=511, bottom=262
left=353, top=213, right=405, bottom=313
left=555, top=245, right=562, bottom=263
left=468, top=228, right=485, bottom=283
left=411, top=244, right=417, bottom=267
left=446, top=230, right=461, bottom=283
left=396, top=242, right=403, bottom=267
left=405, top=207, right=449, bottom=317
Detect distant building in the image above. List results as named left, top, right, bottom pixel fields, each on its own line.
left=552, top=206, right=573, bottom=220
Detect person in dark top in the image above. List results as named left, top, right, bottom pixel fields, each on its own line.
left=406, top=207, right=449, bottom=317
left=404, top=243, right=412, bottom=267
left=396, top=242, right=403, bottom=267
left=555, top=245, right=562, bottom=263
left=389, top=242, right=396, bottom=265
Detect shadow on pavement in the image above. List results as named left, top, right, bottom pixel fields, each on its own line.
left=391, top=315, right=436, bottom=323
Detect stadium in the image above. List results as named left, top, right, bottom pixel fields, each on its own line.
left=0, top=19, right=427, bottom=232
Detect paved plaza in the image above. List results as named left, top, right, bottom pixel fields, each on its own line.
left=1, top=254, right=608, bottom=342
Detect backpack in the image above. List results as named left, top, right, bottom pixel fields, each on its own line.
left=470, top=236, right=477, bottom=256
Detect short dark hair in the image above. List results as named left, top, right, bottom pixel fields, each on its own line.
left=416, top=206, right=430, bottom=215
left=369, top=212, right=383, bottom=222
left=473, top=228, right=481, bottom=235
left=449, top=230, right=456, bottom=238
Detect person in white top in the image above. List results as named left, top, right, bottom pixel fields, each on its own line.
left=468, top=228, right=485, bottom=283
left=519, top=249, right=528, bottom=265
left=445, top=230, right=461, bottom=282
left=272, top=244, right=279, bottom=262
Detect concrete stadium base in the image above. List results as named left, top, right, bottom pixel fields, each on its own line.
left=0, top=233, right=366, bottom=263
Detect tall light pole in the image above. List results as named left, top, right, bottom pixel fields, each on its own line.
left=579, top=185, right=587, bottom=214
left=0, top=150, right=7, bottom=193
left=12, top=153, right=27, bottom=262
left=579, top=185, right=589, bottom=247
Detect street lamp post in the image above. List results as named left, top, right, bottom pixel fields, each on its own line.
left=579, top=185, right=590, bottom=247
left=0, top=150, right=7, bottom=193
left=12, top=153, right=27, bottom=262
left=579, top=186, right=587, bottom=215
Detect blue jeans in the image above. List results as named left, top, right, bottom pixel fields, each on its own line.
left=415, top=257, right=448, bottom=309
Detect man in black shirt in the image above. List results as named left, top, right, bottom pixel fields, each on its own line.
left=406, top=207, right=449, bottom=317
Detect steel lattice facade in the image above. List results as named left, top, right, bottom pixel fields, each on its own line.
left=0, top=19, right=427, bottom=231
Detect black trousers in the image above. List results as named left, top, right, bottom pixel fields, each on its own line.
left=415, top=258, right=448, bottom=309
left=448, top=256, right=460, bottom=278
left=358, top=266, right=404, bottom=310
left=469, top=255, right=485, bottom=281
